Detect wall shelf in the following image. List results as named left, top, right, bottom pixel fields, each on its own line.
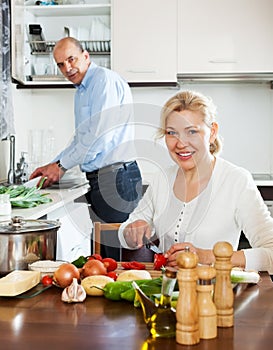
left=25, top=4, right=111, bottom=17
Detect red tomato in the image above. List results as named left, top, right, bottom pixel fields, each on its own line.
left=153, top=254, right=168, bottom=270
left=107, top=271, right=118, bottom=281
left=41, top=275, right=53, bottom=286
left=102, top=258, right=118, bottom=272
left=88, top=254, right=103, bottom=261
left=121, top=261, right=146, bottom=270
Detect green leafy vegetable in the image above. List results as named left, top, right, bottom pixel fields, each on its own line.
left=0, top=180, right=52, bottom=208
left=103, top=278, right=163, bottom=303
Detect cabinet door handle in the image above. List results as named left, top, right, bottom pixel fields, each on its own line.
left=208, top=59, right=237, bottom=64
left=126, top=70, right=157, bottom=74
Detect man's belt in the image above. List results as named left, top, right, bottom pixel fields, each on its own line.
left=86, top=161, right=136, bottom=179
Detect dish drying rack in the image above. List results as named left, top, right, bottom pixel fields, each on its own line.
left=28, top=40, right=111, bottom=55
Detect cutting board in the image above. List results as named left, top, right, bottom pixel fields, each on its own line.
left=117, top=262, right=162, bottom=279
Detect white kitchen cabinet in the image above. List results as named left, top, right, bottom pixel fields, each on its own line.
left=111, top=0, right=178, bottom=83
left=47, top=202, right=92, bottom=262
left=178, top=0, right=273, bottom=75
left=11, top=0, right=111, bottom=86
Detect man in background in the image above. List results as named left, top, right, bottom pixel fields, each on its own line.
left=30, top=37, right=142, bottom=260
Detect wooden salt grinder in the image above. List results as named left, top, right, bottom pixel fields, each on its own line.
left=197, top=265, right=217, bottom=339
left=213, top=241, right=234, bottom=328
left=176, top=249, right=200, bottom=345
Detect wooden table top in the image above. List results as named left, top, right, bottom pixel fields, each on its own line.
left=0, top=272, right=273, bottom=350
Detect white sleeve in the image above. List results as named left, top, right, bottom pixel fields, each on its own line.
left=118, top=183, right=156, bottom=249
left=236, top=171, right=273, bottom=273
left=118, top=166, right=177, bottom=249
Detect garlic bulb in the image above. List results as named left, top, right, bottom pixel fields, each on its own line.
left=61, top=278, right=86, bottom=303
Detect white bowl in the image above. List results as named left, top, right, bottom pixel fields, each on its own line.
left=28, top=260, right=67, bottom=278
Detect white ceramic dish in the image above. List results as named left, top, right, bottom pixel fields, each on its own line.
left=28, top=260, right=67, bottom=278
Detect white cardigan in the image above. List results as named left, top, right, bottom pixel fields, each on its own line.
left=119, top=157, right=273, bottom=273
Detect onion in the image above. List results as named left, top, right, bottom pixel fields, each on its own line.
left=53, top=263, right=80, bottom=288
left=81, top=259, right=107, bottom=278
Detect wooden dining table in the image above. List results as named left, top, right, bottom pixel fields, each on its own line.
left=0, top=272, right=273, bottom=350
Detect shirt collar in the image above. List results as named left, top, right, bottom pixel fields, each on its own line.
left=75, top=62, right=97, bottom=91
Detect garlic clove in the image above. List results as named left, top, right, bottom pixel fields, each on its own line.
left=61, top=278, right=86, bottom=303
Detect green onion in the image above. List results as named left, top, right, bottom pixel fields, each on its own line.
left=0, top=183, right=52, bottom=208
left=230, top=269, right=260, bottom=284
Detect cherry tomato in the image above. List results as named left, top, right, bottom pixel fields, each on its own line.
left=41, top=275, right=53, bottom=286
left=102, top=258, right=118, bottom=272
left=107, top=271, right=118, bottom=281
left=88, top=254, right=103, bottom=261
left=153, top=254, right=168, bottom=270
left=121, top=261, right=146, bottom=270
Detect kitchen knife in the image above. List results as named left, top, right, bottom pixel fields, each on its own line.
left=143, top=236, right=163, bottom=254
left=23, top=176, right=42, bottom=188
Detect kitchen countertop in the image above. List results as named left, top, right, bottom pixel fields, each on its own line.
left=0, top=272, right=272, bottom=350
left=252, top=174, right=273, bottom=187
left=10, top=183, right=90, bottom=220
left=4, top=171, right=273, bottom=222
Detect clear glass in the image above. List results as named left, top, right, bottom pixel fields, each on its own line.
left=0, top=194, right=12, bottom=219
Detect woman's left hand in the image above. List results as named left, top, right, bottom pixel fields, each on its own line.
left=164, top=242, right=197, bottom=268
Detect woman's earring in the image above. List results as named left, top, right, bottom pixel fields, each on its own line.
left=209, top=142, right=216, bottom=153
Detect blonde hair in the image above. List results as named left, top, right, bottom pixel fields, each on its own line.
left=157, top=90, right=222, bottom=155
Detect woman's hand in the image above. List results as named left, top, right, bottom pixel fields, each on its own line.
left=123, top=220, right=152, bottom=248
left=164, top=243, right=246, bottom=269
left=164, top=242, right=198, bottom=268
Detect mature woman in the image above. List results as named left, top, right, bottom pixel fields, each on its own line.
left=118, top=90, right=273, bottom=273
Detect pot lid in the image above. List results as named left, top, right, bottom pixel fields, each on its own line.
left=0, top=216, right=61, bottom=234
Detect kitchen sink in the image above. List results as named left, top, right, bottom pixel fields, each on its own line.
left=49, top=180, right=89, bottom=190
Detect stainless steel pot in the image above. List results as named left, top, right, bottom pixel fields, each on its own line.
left=0, top=216, right=61, bottom=275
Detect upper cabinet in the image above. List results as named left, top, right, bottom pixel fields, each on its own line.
left=111, top=0, right=178, bottom=84
left=178, top=0, right=273, bottom=76
left=11, top=0, right=273, bottom=87
left=11, top=0, right=111, bottom=86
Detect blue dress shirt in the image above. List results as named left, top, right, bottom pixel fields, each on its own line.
left=54, top=62, right=135, bottom=172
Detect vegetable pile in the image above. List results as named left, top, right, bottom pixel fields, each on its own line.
left=48, top=253, right=167, bottom=304
left=45, top=254, right=260, bottom=306
left=0, top=179, right=52, bottom=208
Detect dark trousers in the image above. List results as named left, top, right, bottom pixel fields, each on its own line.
left=85, top=161, right=142, bottom=260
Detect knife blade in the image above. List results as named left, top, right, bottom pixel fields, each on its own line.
left=23, top=176, right=42, bottom=188
left=143, top=236, right=163, bottom=254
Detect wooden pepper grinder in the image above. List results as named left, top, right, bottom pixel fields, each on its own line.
left=197, top=265, right=217, bottom=339
left=176, top=248, right=200, bottom=345
left=213, top=241, right=234, bottom=328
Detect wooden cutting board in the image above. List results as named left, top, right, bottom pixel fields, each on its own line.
left=117, top=262, right=162, bottom=279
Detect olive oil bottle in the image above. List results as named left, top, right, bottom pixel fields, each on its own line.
left=134, top=267, right=177, bottom=338
left=149, top=268, right=177, bottom=338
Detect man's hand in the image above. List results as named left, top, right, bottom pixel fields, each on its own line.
left=29, top=162, right=65, bottom=188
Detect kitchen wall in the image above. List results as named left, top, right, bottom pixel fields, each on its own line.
left=0, top=81, right=272, bottom=182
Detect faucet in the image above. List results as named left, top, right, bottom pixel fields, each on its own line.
left=16, top=152, right=29, bottom=183
left=7, top=135, right=16, bottom=184
left=7, top=135, right=28, bottom=185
